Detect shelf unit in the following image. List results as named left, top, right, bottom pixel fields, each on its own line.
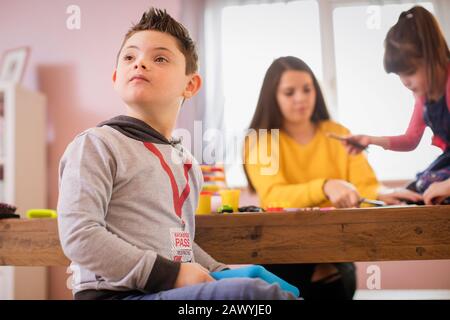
left=0, top=82, right=47, bottom=299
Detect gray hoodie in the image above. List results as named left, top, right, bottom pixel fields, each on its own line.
left=57, top=115, right=226, bottom=300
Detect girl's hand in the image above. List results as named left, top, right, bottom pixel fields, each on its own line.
left=377, top=187, right=423, bottom=205
left=174, top=263, right=215, bottom=288
left=342, top=135, right=371, bottom=155
left=423, top=179, right=450, bottom=205
left=323, top=179, right=361, bottom=208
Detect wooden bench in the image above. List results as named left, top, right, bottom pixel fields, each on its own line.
left=1, top=205, right=450, bottom=266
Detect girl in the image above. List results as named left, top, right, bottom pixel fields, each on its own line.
left=344, top=6, right=450, bottom=201
left=243, top=56, right=421, bottom=299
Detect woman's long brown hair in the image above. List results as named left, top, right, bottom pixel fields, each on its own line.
left=243, top=56, right=330, bottom=192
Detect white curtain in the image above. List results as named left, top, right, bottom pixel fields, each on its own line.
left=180, top=0, right=449, bottom=133
left=179, top=0, right=294, bottom=136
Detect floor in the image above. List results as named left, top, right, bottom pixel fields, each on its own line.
left=354, top=290, right=450, bottom=300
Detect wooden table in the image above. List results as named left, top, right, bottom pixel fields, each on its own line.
left=1, top=205, right=449, bottom=266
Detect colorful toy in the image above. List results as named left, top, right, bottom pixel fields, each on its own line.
left=26, top=209, right=57, bottom=219
left=238, top=205, right=264, bottom=213
left=211, top=265, right=300, bottom=297
left=200, top=164, right=227, bottom=193
left=266, top=201, right=291, bottom=213
left=202, top=184, right=220, bottom=193
left=266, top=206, right=284, bottom=212
left=217, top=204, right=233, bottom=213
left=281, top=208, right=298, bottom=212
left=204, top=176, right=226, bottom=182
left=0, top=202, right=19, bottom=219
left=319, top=207, right=336, bottom=211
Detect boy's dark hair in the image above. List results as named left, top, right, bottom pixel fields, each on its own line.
left=116, top=8, right=198, bottom=74
left=384, top=6, right=450, bottom=93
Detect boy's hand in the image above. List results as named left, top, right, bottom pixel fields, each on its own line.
left=423, top=179, right=450, bottom=205
left=323, top=179, right=360, bottom=208
left=174, top=263, right=215, bottom=288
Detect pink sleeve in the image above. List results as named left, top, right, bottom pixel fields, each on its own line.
left=384, top=98, right=427, bottom=151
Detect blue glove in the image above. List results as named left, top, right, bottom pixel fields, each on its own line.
left=211, top=265, right=300, bottom=297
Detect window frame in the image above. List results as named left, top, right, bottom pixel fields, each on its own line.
left=204, top=0, right=448, bottom=185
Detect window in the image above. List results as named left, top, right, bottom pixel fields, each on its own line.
left=208, top=0, right=446, bottom=186
left=333, top=2, right=440, bottom=180
left=220, top=0, right=322, bottom=187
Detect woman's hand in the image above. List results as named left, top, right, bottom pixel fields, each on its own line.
left=423, top=179, right=450, bottom=205
left=323, top=179, right=361, bottom=208
left=377, top=187, right=423, bottom=205
left=174, top=263, right=215, bottom=288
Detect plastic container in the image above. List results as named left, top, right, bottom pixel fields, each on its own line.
left=196, top=191, right=212, bottom=215
left=219, top=189, right=241, bottom=212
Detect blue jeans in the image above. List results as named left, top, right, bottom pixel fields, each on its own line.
left=122, top=278, right=297, bottom=300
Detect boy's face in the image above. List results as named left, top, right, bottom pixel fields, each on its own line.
left=113, top=30, right=198, bottom=109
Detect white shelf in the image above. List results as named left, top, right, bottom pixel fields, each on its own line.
left=0, top=83, right=47, bottom=300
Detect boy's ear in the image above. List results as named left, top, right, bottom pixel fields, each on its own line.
left=112, top=70, right=117, bottom=83
left=183, top=74, right=202, bottom=99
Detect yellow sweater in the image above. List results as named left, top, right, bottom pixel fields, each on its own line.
left=244, top=121, right=380, bottom=208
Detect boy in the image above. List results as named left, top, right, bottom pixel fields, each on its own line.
left=57, top=7, right=295, bottom=300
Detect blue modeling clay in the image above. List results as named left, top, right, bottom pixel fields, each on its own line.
left=210, top=265, right=300, bottom=297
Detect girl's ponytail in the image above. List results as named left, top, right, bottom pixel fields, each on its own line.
left=384, top=6, right=449, bottom=94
